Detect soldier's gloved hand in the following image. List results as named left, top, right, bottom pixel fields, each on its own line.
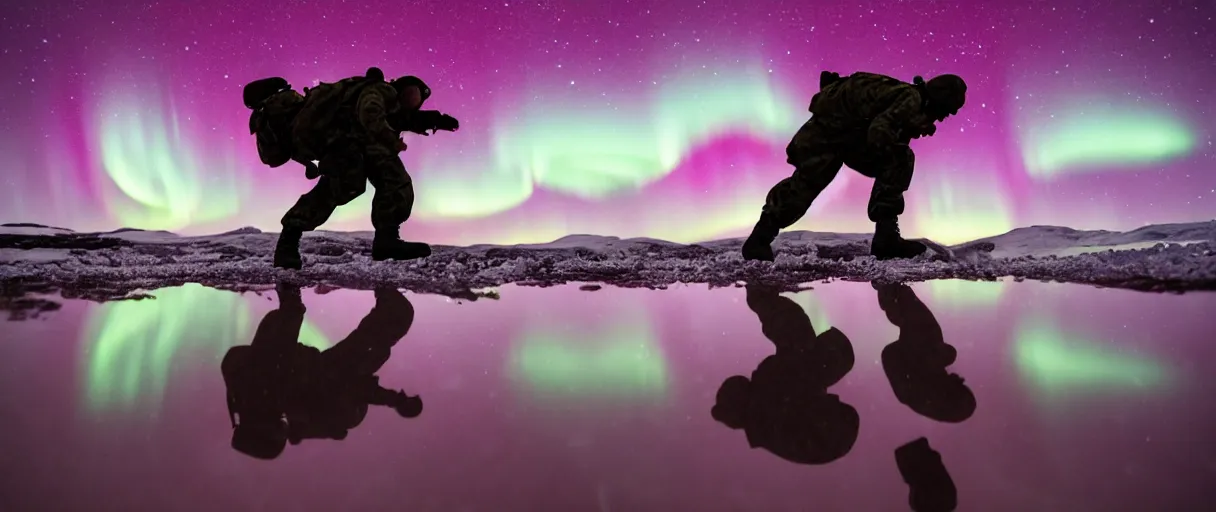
left=393, top=137, right=408, bottom=153
left=303, top=161, right=321, bottom=180
left=434, top=114, right=459, bottom=132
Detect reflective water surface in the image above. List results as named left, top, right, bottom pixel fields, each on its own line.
left=2, top=280, right=1214, bottom=511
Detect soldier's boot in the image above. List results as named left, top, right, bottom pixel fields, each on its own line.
left=372, top=229, right=431, bottom=262
left=273, top=228, right=303, bottom=270
left=741, top=213, right=780, bottom=262
left=870, top=218, right=927, bottom=261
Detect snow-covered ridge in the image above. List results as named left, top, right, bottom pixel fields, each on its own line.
left=1, top=220, right=1214, bottom=303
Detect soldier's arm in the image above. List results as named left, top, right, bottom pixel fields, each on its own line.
left=356, top=83, right=401, bottom=146
left=867, top=87, right=923, bottom=147
left=389, top=110, right=442, bottom=135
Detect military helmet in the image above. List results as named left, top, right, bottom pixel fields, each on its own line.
left=924, top=74, right=967, bottom=116
left=391, top=75, right=431, bottom=103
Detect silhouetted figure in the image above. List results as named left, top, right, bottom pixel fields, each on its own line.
left=711, top=284, right=859, bottom=465
left=221, top=283, right=422, bottom=460
left=895, top=437, right=957, bottom=512
left=875, top=283, right=975, bottom=423
left=242, top=67, right=460, bottom=270
left=742, top=72, right=967, bottom=262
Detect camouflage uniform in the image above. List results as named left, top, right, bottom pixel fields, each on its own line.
left=280, top=78, right=414, bottom=233
left=743, top=72, right=965, bottom=261
left=250, top=89, right=307, bottom=169
left=767, top=72, right=932, bottom=227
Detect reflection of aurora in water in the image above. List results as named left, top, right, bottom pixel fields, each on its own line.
left=83, top=284, right=331, bottom=414
left=786, top=291, right=833, bottom=336
left=1013, top=317, right=1170, bottom=401
left=927, top=279, right=1008, bottom=310
left=508, top=314, right=669, bottom=404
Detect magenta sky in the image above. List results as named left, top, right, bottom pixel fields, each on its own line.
left=1, top=0, right=1213, bottom=244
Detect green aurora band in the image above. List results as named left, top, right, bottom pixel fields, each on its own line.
left=912, top=171, right=1016, bottom=245
left=1013, top=317, right=1170, bottom=401
left=1019, top=98, right=1195, bottom=179
left=927, top=279, right=1008, bottom=310
left=94, top=75, right=250, bottom=231
left=83, top=68, right=1200, bottom=246
left=330, top=61, right=803, bottom=223
left=508, top=315, right=670, bottom=404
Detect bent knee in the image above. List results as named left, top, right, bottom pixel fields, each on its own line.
left=331, top=179, right=367, bottom=205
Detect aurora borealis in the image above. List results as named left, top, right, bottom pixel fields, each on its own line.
left=0, top=0, right=1211, bottom=245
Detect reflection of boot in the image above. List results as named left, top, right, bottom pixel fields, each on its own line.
left=895, top=437, right=957, bottom=512
left=276, top=283, right=305, bottom=311
left=742, top=214, right=779, bottom=261
left=871, top=218, right=926, bottom=260
left=274, top=228, right=303, bottom=269
left=372, top=229, right=431, bottom=261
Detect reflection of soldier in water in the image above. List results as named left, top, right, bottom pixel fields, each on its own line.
left=876, top=283, right=969, bottom=512
left=875, top=283, right=975, bottom=423
left=221, top=283, right=422, bottom=460
left=711, top=284, right=859, bottom=465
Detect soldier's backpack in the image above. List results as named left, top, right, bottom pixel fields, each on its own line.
left=807, top=71, right=908, bottom=116
left=808, top=71, right=845, bottom=113
left=244, top=77, right=306, bottom=168
left=289, top=67, right=391, bottom=160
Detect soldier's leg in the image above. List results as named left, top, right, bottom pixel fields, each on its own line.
left=742, top=140, right=844, bottom=261
left=274, top=152, right=368, bottom=269
left=362, top=144, right=430, bottom=261
left=363, top=144, right=414, bottom=231
left=322, top=287, right=415, bottom=377
left=249, top=284, right=307, bottom=350
left=861, top=146, right=926, bottom=260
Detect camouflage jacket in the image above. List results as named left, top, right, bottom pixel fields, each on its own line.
left=809, top=72, right=935, bottom=146
left=291, top=76, right=403, bottom=160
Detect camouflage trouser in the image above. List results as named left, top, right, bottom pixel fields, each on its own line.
left=280, top=142, right=415, bottom=232
left=762, top=119, right=915, bottom=228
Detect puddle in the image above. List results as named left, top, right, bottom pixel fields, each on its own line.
left=1, top=281, right=1214, bottom=511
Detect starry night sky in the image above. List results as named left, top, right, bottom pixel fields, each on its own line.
left=1, top=0, right=1213, bottom=244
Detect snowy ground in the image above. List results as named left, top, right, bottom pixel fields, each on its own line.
left=1, top=221, right=1214, bottom=308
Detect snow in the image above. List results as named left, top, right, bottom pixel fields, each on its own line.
left=0, top=224, right=75, bottom=237
left=1, top=220, right=1214, bottom=303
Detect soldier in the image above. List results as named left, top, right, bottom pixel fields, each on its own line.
left=875, top=282, right=975, bottom=424
left=246, top=67, right=459, bottom=270
left=221, top=283, right=423, bottom=459
left=741, top=72, right=967, bottom=261
left=711, top=284, right=859, bottom=465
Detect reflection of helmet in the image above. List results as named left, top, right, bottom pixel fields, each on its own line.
left=924, top=74, right=967, bottom=115
left=222, top=345, right=288, bottom=459
left=710, top=375, right=752, bottom=429
left=391, top=75, right=431, bottom=103
left=232, top=420, right=289, bottom=460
